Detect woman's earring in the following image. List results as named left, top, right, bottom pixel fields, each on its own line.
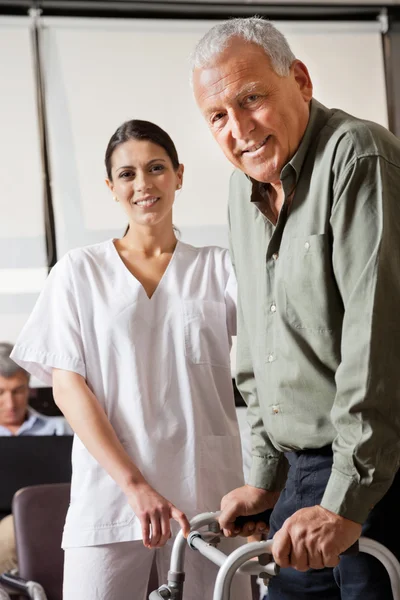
left=177, top=184, right=182, bottom=190
left=113, top=196, right=119, bottom=202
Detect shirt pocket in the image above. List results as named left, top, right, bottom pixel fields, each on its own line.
left=278, top=233, right=342, bottom=333
left=183, top=300, right=230, bottom=368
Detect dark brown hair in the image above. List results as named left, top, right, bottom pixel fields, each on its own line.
left=105, top=119, right=180, bottom=181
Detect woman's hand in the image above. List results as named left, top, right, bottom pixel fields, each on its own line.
left=126, top=482, right=190, bottom=548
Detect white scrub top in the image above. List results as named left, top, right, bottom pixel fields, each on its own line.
left=11, top=240, right=244, bottom=548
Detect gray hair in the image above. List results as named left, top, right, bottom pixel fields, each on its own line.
left=190, top=17, right=296, bottom=79
left=0, top=342, right=29, bottom=380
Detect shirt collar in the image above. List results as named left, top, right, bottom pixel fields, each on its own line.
left=0, top=407, right=44, bottom=436
left=15, top=407, right=46, bottom=436
left=250, top=98, right=333, bottom=203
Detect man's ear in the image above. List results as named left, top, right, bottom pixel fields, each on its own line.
left=292, top=60, right=313, bottom=102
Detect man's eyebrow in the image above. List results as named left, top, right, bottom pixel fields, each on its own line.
left=236, top=82, right=259, bottom=97
left=204, top=83, right=261, bottom=116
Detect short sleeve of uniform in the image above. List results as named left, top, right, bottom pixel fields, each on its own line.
left=11, top=253, right=86, bottom=385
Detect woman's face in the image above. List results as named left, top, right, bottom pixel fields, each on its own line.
left=106, top=139, right=183, bottom=230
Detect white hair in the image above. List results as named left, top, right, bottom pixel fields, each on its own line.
left=190, top=17, right=296, bottom=80
left=0, top=342, right=29, bottom=380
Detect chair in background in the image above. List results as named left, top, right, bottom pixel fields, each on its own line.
left=0, top=483, right=159, bottom=600
left=0, top=483, right=70, bottom=600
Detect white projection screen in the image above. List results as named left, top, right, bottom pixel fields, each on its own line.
left=0, top=17, right=48, bottom=344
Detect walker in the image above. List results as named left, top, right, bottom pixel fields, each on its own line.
left=149, top=511, right=400, bottom=600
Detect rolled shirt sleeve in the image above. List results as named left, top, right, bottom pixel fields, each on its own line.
left=321, top=153, right=400, bottom=523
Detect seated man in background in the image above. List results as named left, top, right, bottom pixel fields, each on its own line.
left=0, top=342, right=72, bottom=437
left=0, top=342, right=72, bottom=574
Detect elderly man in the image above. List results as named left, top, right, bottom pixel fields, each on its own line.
left=0, top=342, right=71, bottom=574
left=192, top=17, right=400, bottom=600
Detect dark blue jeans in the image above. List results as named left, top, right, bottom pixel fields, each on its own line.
left=267, top=448, right=400, bottom=600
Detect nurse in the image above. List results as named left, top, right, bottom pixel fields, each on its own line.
left=11, top=120, right=251, bottom=600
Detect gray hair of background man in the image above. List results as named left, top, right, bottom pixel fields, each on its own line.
left=0, top=342, right=29, bottom=380
left=190, top=17, right=296, bottom=81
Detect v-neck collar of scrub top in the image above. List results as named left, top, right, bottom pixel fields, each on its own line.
left=109, top=238, right=180, bottom=301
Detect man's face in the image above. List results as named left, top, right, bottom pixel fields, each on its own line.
left=193, top=39, right=313, bottom=184
left=0, top=371, right=30, bottom=429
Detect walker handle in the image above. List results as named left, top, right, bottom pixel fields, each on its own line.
left=234, top=510, right=272, bottom=529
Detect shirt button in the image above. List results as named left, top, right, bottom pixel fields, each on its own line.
left=272, top=253, right=279, bottom=261
left=304, top=241, right=310, bottom=250
left=272, top=405, right=279, bottom=414
left=270, top=303, right=276, bottom=313
left=267, top=353, right=274, bottom=363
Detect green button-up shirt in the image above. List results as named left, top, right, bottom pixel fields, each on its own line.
left=228, top=99, right=400, bottom=524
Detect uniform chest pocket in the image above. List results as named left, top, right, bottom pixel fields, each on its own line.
left=183, top=300, right=231, bottom=368
left=278, top=233, right=342, bottom=333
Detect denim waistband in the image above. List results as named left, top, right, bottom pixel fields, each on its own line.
left=284, top=444, right=333, bottom=461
